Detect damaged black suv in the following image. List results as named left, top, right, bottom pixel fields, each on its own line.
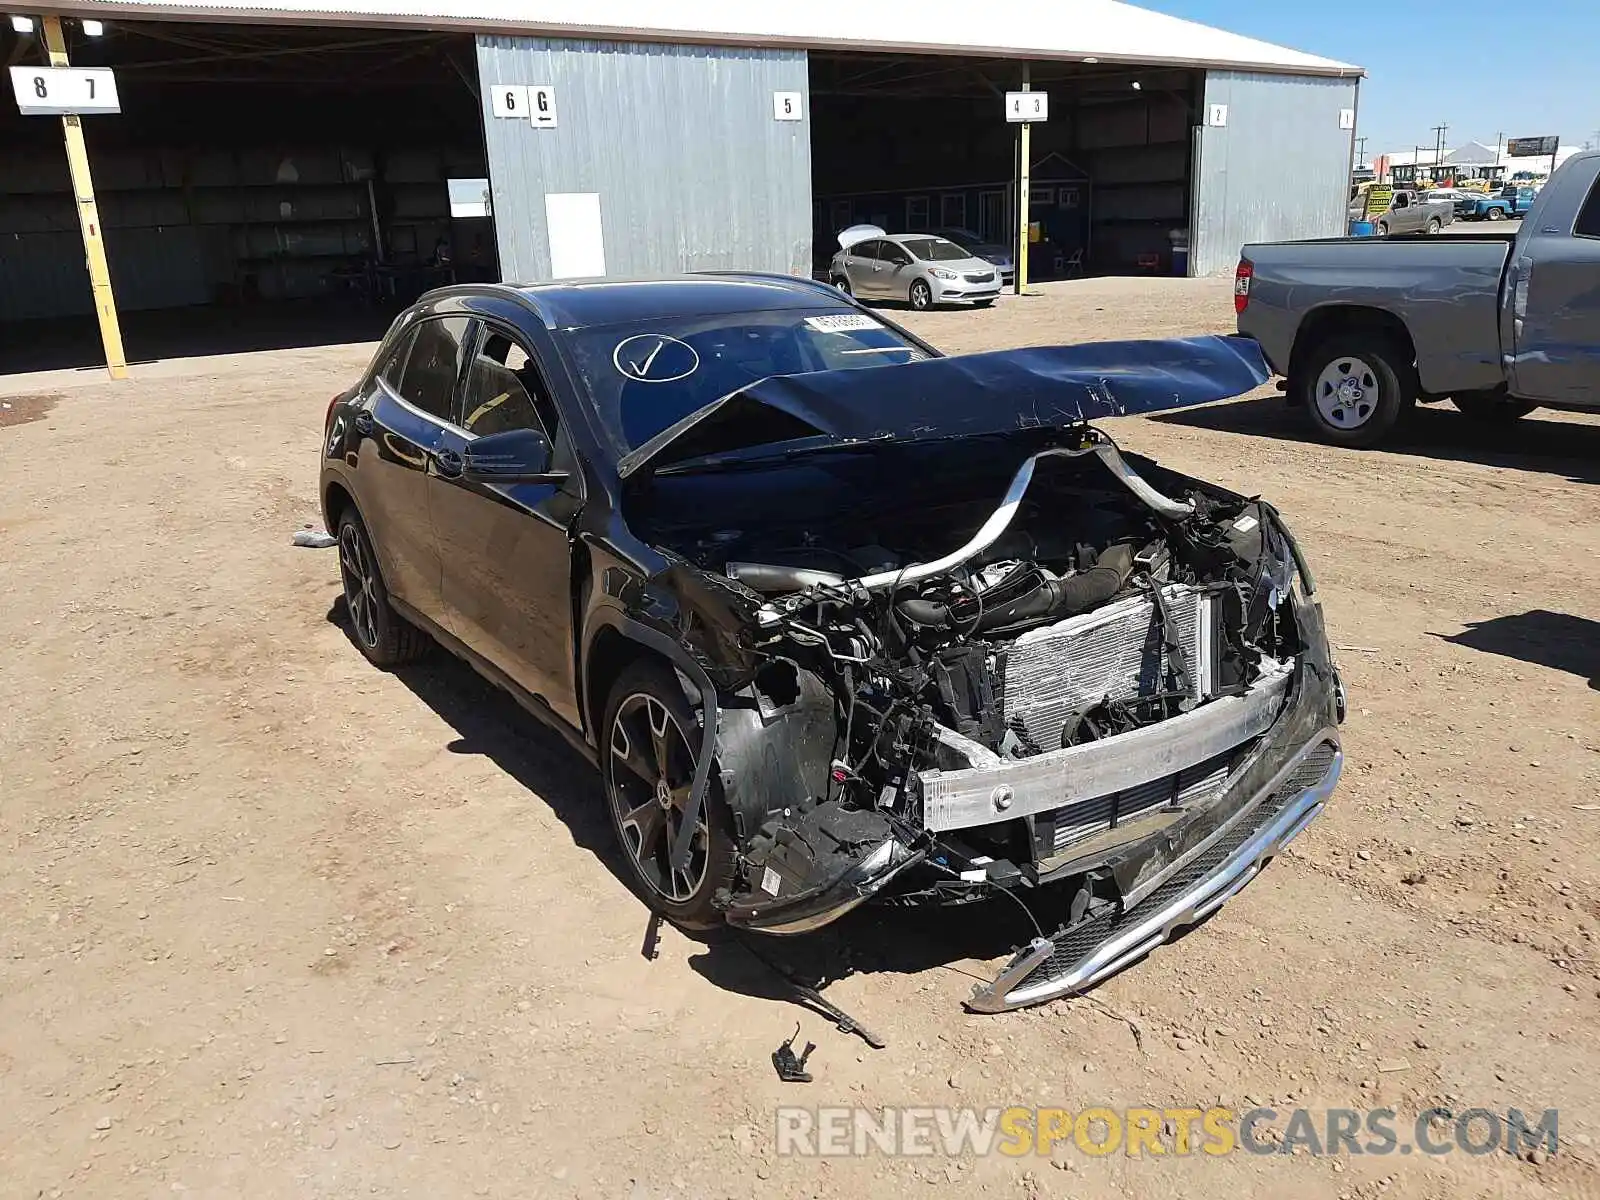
left=321, top=274, right=1346, bottom=1011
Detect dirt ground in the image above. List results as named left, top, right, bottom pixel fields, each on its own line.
left=2, top=276, right=1598, bottom=1200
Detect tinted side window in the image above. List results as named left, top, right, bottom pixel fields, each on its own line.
left=851, top=240, right=880, bottom=261
left=373, top=325, right=417, bottom=390
left=462, top=329, right=559, bottom=439
left=1577, top=180, right=1600, bottom=239
left=396, top=316, right=471, bottom=420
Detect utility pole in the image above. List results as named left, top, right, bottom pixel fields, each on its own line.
left=1431, top=122, right=1449, bottom=182
left=1355, top=136, right=1368, bottom=164
left=41, top=16, right=127, bottom=379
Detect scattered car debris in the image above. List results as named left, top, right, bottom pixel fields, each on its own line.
left=737, top=938, right=886, bottom=1049
left=292, top=526, right=337, bottom=548
left=772, top=1024, right=816, bottom=1083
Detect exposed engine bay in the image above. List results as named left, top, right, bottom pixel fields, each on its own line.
left=634, top=425, right=1310, bottom=888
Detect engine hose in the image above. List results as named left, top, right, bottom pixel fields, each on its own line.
left=974, top=543, right=1136, bottom=634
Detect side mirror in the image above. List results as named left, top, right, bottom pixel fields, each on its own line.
left=462, top=428, right=566, bottom=485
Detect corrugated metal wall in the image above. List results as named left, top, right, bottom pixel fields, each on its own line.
left=1191, top=71, right=1358, bottom=276
left=475, top=36, right=812, bottom=282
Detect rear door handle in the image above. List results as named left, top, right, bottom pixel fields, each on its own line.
left=435, top=448, right=463, bottom=478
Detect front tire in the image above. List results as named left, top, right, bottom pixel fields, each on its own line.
left=974, top=298, right=995, bottom=309
left=601, top=662, right=737, bottom=929
left=335, top=508, right=430, bottom=667
left=1452, top=394, right=1538, bottom=421
left=1296, top=335, right=1415, bottom=449
left=909, top=280, right=933, bottom=311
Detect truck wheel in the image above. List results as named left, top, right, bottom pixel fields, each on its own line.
left=1452, top=395, right=1538, bottom=422
left=1427, top=218, right=1442, bottom=234
left=1297, top=335, right=1414, bottom=449
left=1375, top=221, right=1390, bottom=236
left=601, top=661, right=738, bottom=930
left=1487, top=207, right=1506, bottom=221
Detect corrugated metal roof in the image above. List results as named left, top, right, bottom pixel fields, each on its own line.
left=39, top=0, right=1363, bottom=76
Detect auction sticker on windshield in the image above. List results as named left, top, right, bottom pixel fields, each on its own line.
left=804, top=314, right=883, bottom=334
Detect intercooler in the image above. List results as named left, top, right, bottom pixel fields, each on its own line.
left=999, top=584, right=1219, bottom=751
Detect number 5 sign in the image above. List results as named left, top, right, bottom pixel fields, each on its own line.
left=10, top=65, right=120, bottom=115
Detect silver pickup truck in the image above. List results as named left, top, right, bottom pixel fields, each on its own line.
left=1237, top=150, right=1600, bottom=447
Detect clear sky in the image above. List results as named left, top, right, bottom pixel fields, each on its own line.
left=1152, top=0, right=1600, bottom=159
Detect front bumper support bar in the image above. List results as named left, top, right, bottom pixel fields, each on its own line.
left=967, top=734, right=1342, bottom=1012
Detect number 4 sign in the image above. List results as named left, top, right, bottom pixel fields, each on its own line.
left=1004, top=91, right=1048, bottom=123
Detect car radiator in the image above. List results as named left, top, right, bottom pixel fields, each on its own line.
left=999, top=584, right=1218, bottom=752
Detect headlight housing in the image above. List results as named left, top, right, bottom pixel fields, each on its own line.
left=930, top=267, right=958, bottom=280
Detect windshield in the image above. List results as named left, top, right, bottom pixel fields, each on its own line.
left=564, top=307, right=930, bottom=453
left=898, top=237, right=971, bottom=262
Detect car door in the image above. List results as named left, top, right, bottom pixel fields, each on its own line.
left=1511, top=174, right=1600, bottom=405
left=847, top=239, right=885, bottom=297
left=1388, top=193, right=1418, bottom=233
left=427, top=320, right=586, bottom=727
left=354, top=314, right=470, bottom=625
left=880, top=239, right=918, bottom=299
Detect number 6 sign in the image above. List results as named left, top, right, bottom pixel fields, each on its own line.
left=491, top=84, right=528, bottom=119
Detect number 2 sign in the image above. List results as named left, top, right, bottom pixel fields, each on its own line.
left=9, top=65, right=120, bottom=116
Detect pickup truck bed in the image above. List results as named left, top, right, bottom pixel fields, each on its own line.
left=1235, top=152, right=1600, bottom=447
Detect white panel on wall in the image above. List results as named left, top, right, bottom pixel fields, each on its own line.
left=544, top=192, right=605, bottom=278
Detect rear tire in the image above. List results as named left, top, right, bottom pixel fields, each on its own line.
left=831, top=275, right=852, bottom=296
left=1427, top=218, right=1442, bottom=234
left=1296, top=334, right=1415, bottom=449
left=601, top=661, right=737, bottom=930
left=335, top=508, right=430, bottom=667
left=1487, top=207, right=1506, bottom=221
left=1452, top=394, right=1538, bottom=421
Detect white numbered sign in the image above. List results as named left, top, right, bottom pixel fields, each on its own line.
left=491, top=84, right=528, bottom=119
left=10, top=65, right=120, bottom=115
left=773, top=91, right=803, bottom=121
left=1208, top=103, right=1229, bottom=128
left=528, top=85, right=558, bottom=128
left=1004, top=91, right=1048, bottom=123
left=1339, top=108, right=1356, bottom=131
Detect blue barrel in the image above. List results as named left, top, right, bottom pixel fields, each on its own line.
left=1172, top=247, right=1189, bottom=276
left=1349, top=220, right=1375, bottom=237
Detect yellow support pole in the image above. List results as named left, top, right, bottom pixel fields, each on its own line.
left=42, top=15, right=128, bottom=380
left=1016, top=64, right=1030, bottom=296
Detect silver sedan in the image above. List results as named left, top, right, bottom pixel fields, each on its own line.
left=829, top=227, right=1002, bottom=310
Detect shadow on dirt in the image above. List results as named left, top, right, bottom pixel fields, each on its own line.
left=324, top=597, right=1050, bottom=1015
left=1437, top=610, right=1600, bottom=691
left=1147, top=397, right=1600, bottom=486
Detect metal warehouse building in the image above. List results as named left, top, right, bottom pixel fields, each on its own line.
left=1, top=1, right=1362, bottom=368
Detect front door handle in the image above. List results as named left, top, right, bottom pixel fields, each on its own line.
left=435, top=448, right=463, bottom=479
left=352, top=410, right=374, bottom=436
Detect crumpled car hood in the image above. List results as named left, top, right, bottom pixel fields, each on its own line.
left=617, top=334, right=1269, bottom=479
